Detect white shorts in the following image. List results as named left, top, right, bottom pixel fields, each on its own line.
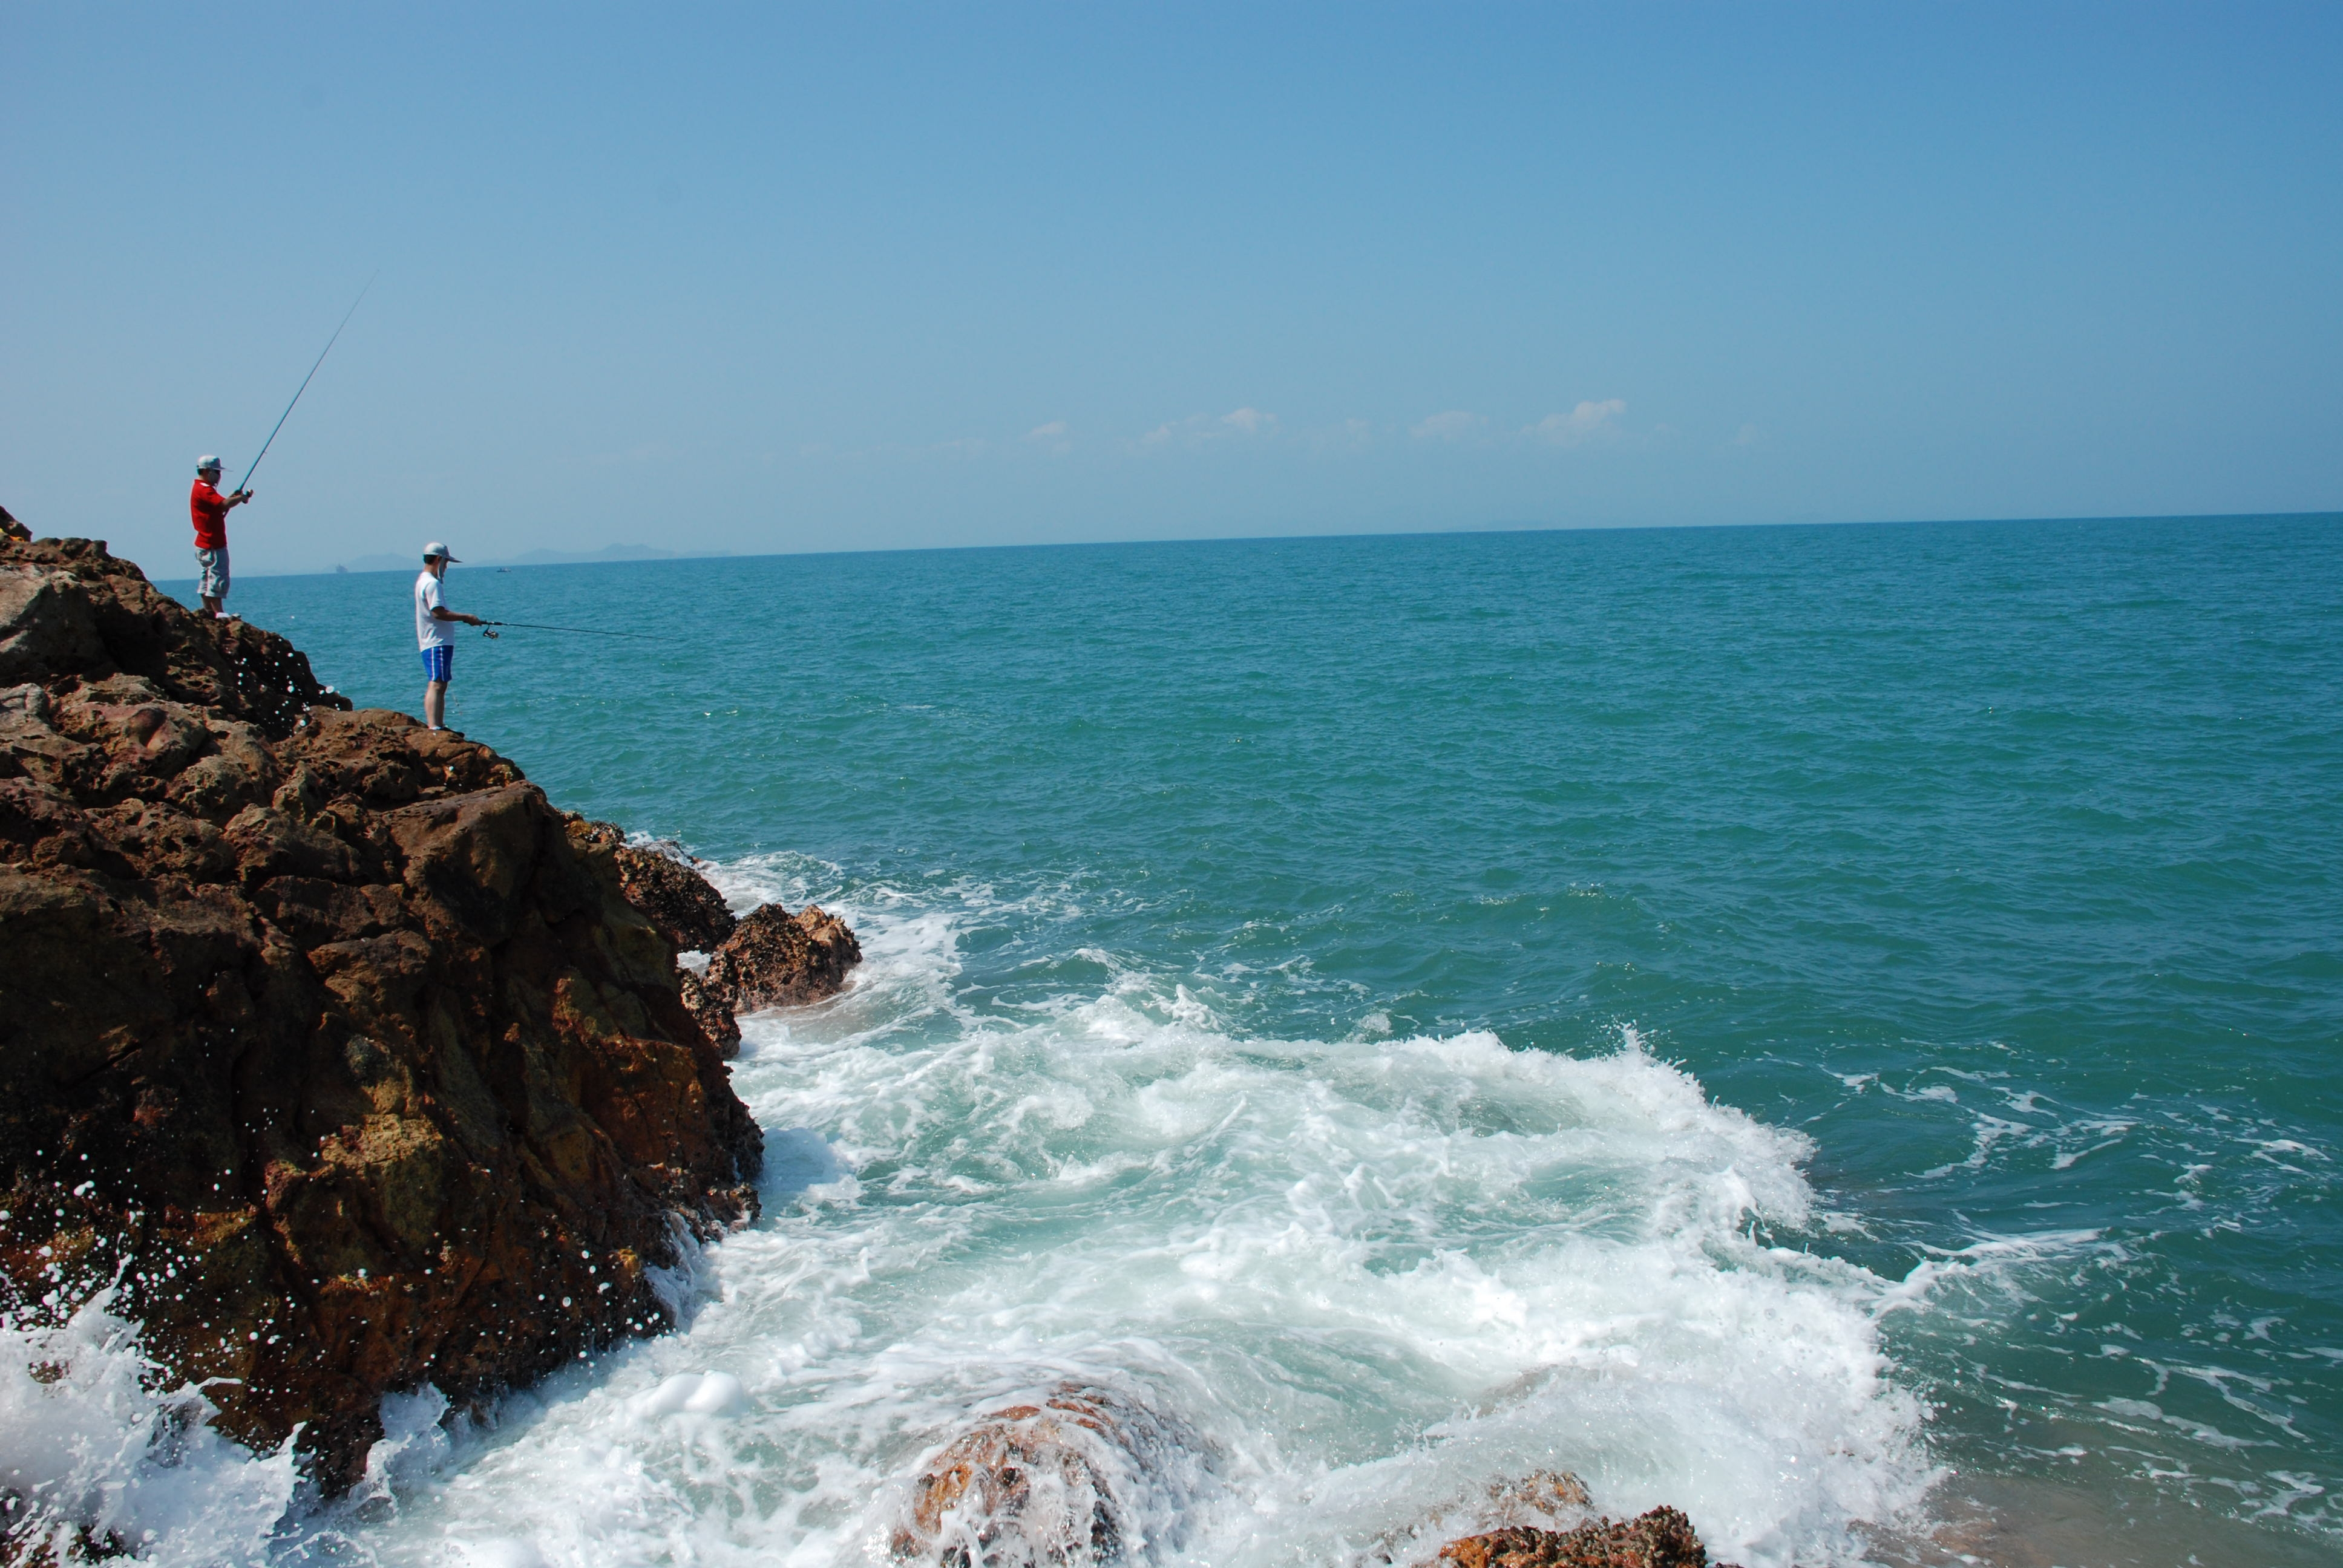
left=194, top=546, right=229, bottom=599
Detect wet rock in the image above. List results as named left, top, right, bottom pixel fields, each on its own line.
left=1363, top=1470, right=1594, bottom=1564
left=0, top=536, right=764, bottom=1495
left=612, top=841, right=737, bottom=953
left=1438, top=1507, right=1723, bottom=1568
left=703, top=900, right=862, bottom=1014
left=892, top=1384, right=1204, bottom=1567
left=1486, top=1472, right=1593, bottom=1521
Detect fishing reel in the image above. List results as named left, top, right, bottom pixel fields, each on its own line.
left=480, top=628, right=499, bottom=639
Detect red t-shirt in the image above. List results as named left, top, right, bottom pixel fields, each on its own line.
left=190, top=480, right=232, bottom=549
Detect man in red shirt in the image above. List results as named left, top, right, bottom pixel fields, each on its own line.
left=189, top=456, right=252, bottom=616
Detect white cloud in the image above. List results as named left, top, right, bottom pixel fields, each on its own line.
left=1728, top=422, right=1761, bottom=448
left=1411, top=410, right=1486, bottom=442
left=1138, top=408, right=1279, bottom=449
left=1025, top=420, right=1072, bottom=454
left=1531, top=399, right=1626, bottom=447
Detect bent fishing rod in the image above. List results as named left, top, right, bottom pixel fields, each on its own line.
left=236, top=272, right=377, bottom=495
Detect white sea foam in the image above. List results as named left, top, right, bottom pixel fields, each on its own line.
left=0, top=1291, right=298, bottom=1566
left=2, top=889, right=1938, bottom=1566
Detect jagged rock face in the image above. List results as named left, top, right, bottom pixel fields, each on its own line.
left=612, top=841, right=737, bottom=953
left=892, top=1385, right=1205, bottom=1567
left=576, top=826, right=861, bottom=1050
left=677, top=967, right=744, bottom=1057
left=703, top=900, right=862, bottom=1014
left=0, top=537, right=762, bottom=1493
left=566, top=827, right=747, bottom=1057
left=2, top=539, right=352, bottom=738
left=1438, top=1508, right=1721, bottom=1568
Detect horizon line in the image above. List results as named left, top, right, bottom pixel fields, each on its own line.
left=134, top=506, right=2343, bottom=587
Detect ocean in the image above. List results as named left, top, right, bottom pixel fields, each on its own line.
left=16, top=515, right=2342, bottom=1566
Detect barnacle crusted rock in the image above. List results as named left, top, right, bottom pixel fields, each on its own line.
left=1437, top=1508, right=1725, bottom=1568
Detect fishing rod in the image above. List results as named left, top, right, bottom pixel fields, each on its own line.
left=236, top=272, right=377, bottom=495
left=479, top=621, right=658, bottom=641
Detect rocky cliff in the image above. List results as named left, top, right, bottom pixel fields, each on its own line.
left=0, top=537, right=830, bottom=1492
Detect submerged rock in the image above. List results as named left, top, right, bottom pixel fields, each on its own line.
left=0, top=536, right=763, bottom=1492
left=1438, top=1507, right=1722, bottom=1568
left=701, top=898, right=861, bottom=1014
left=1362, top=1471, right=1599, bottom=1566
left=1483, top=1472, right=1593, bottom=1522
left=892, top=1383, right=1206, bottom=1566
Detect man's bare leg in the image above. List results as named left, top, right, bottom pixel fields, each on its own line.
left=424, top=679, right=447, bottom=730
left=201, top=595, right=220, bottom=615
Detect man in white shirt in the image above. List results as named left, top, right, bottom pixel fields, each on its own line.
left=415, top=543, right=484, bottom=733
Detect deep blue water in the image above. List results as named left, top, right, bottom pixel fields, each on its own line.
left=152, top=515, right=2343, bottom=1564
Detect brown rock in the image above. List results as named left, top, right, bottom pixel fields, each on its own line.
left=678, top=967, right=742, bottom=1057
left=588, top=833, right=761, bottom=1056
left=703, top=900, right=862, bottom=1014
left=891, top=1384, right=1203, bottom=1566
left=610, top=841, right=737, bottom=952
left=0, top=536, right=763, bottom=1495
left=1438, top=1508, right=1721, bottom=1568
left=0, top=564, right=105, bottom=684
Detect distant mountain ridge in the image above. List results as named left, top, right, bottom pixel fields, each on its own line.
left=332, top=543, right=728, bottom=573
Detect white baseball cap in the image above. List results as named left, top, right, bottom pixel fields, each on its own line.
left=196, top=455, right=222, bottom=473
left=422, top=541, right=459, bottom=562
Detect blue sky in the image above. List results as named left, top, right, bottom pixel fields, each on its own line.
left=4, top=3, right=2338, bottom=576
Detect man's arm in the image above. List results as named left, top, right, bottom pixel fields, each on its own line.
left=431, top=606, right=485, bottom=627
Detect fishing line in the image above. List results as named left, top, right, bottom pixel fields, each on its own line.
left=237, top=272, right=377, bottom=494
left=479, top=621, right=657, bottom=641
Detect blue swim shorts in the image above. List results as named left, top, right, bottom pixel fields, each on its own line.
left=420, top=644, right=454, bottom=683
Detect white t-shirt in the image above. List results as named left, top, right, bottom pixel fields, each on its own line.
left=416, top=570, right=454, bottom=650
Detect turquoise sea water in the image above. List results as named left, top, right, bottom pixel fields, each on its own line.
left=120, top=516, right=2343, bottom=1564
